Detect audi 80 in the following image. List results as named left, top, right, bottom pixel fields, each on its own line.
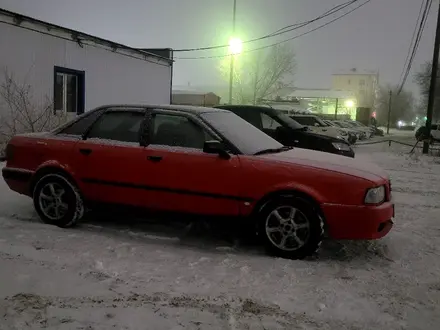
left=2, top=105, right=394, bottom=259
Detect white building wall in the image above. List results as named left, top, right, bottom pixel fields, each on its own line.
left=0, top=14, right=172, bottom=114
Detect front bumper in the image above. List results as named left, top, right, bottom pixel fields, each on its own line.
left=321, top=201, right=394, bottom=240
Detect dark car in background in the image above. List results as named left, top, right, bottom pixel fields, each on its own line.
left=215, top=105, right=355, bottom=158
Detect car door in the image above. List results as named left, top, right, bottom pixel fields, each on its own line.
left=73, top=109, right=156, bottom=207
left=139, top=110, right=243, bottom=216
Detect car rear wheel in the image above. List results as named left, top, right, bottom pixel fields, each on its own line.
left=33, top=173, right=84, bottom=228
left=258, top=195, right=324, bottom=259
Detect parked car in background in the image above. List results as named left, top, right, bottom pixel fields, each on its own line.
left=2, top=104, right=394, bottom=259
left=323, top=120, right=357, bottom=144
left=415, top=123, right=440, bottom=141
left=333, top=120, right=367, bottom=140
left=216, top=105, right=354, bottom=157
left=290, top=114, right=350, bottom=142
left=397, top=120, right=417, bottom=131
left=343, top=120, right=374, bottom=138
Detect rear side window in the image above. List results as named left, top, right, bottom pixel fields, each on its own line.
left=58, top=110, right=104, bottom=136
left=86, top=111, right=145, bottom=143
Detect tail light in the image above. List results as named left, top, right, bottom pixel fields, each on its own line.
left=5, top=143, right=14, bottom=161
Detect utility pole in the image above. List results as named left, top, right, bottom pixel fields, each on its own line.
left=387, top=90, right=392, bottom=135
left=228, top=0, right=237, bottom=104
left=334, top=98, right=339, bottom=120
left=423, top=0, right=440, bottom=153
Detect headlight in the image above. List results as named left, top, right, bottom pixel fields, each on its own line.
left=364, top=186, right=385, bottom=204
left=332, top=142, right=351, bottom=151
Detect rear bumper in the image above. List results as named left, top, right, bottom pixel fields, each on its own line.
left=2, top=167, right=33, bottom=196
left=321, top=201, right=394, bottom=240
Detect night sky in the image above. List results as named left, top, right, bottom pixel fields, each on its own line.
left=0, top=0, right=437, bottom=98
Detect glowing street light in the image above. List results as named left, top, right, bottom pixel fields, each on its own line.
left=228, top=37, right=243, bottom=55
left=345, top=99, right=355, bottom=108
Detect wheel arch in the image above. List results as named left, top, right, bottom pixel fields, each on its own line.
left=251, top=188, right=325, bottom=221
left=30, top=165, right=78, bottom=195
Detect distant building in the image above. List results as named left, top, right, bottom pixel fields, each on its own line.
left=331, top=68, right=379, bottom=109
left=271, top=88, right=357, bottom=119
left=172, top=90, right=221, bottom=107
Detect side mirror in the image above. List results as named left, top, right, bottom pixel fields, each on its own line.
left=203, top=140, right=231, bottom=159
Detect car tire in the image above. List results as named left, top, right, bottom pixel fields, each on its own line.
left=33, top=173, right=85, bottom=228
left=257, top=195, right=324, bottom=259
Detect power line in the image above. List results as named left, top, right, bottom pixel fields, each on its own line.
left=397, top=0, right=432, bottom=94
left=175, top=0, right=371, bottom=60
left=173, top=0, right=360, bottom=52
left=398, top=0, right=425, bottom=84
left=265, top=0, right=357, bottom=37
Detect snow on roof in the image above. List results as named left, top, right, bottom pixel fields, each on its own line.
left=285, top=89, right=356, bottom=99
left=332, top=68, right=378, bottom=76
left=0, top=8, right=172, bottom=64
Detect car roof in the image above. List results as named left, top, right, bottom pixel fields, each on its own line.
left=91, top=104, right=230, bottom=115
left=290, top=114, right=317, bottom=118
left=215, top=104, right=278, bottom=114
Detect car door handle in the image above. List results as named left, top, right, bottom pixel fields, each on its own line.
left=79, top=148, right=92, bottom=155
left=147, top=155, right=162, bottom=162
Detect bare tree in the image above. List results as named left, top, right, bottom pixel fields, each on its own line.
left=375, top=84, right=415, bottom=126
left=0, top=68, right=68, bottom=153
left=219, top=44, right=296, bottom=104
left=413, top=61, right=440, bottom=121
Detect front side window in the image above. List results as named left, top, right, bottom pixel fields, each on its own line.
left=151, top=113, right=214, bottom=149
left=200, top=111, right=282, bottom=155
left=86, top=111, right=145, bottom=143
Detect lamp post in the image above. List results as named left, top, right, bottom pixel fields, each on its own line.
left=228, top=0, right=237, bottom=104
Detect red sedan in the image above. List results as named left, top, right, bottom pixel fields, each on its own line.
left=2, top=105, right=394, bottom=259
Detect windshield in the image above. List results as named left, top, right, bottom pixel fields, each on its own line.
left=342, top=121, right=357, bottom=128
left=353, top=121, right=366, bottom=127
left=200, top=111, right=283, bottom=155
left=273, top=113, right=304, bottom=130
left=314, top=116, right=328, bottom=126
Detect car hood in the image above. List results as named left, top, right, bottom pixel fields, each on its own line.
left=260, top=148, right=389, bottom=182
left=298, top=130, right=347, bottom=143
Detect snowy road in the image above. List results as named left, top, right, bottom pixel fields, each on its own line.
left=0, top=143, right=440, bottom=329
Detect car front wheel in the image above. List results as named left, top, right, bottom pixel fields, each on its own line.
left=33, top=173, right=85, bottom=228
left=258, top=195, right=324, bottom=259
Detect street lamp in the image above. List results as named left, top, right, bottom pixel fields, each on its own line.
left=228, top=0, right=237, bottom=104
left=345, top=99, right=354, bottom=108
left=229, top=37, right=243, bottom=55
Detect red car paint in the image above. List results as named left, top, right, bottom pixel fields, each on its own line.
left=2, top=106, right=394, bottom=241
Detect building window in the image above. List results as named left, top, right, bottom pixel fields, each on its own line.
left=359, top=79, right=365, bottom=86
left=54, top=66, right=85, bottom=114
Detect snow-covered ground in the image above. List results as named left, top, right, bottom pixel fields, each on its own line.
left=1, top=142, right=440, bottom=329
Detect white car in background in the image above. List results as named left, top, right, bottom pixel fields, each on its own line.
left=333, top=120, right=367, bottom=140
left=323, top=120, right=359, bottom=144
left=341, top=120, right=373, bottom=139
left=290, top=114, right=348, bottom=142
